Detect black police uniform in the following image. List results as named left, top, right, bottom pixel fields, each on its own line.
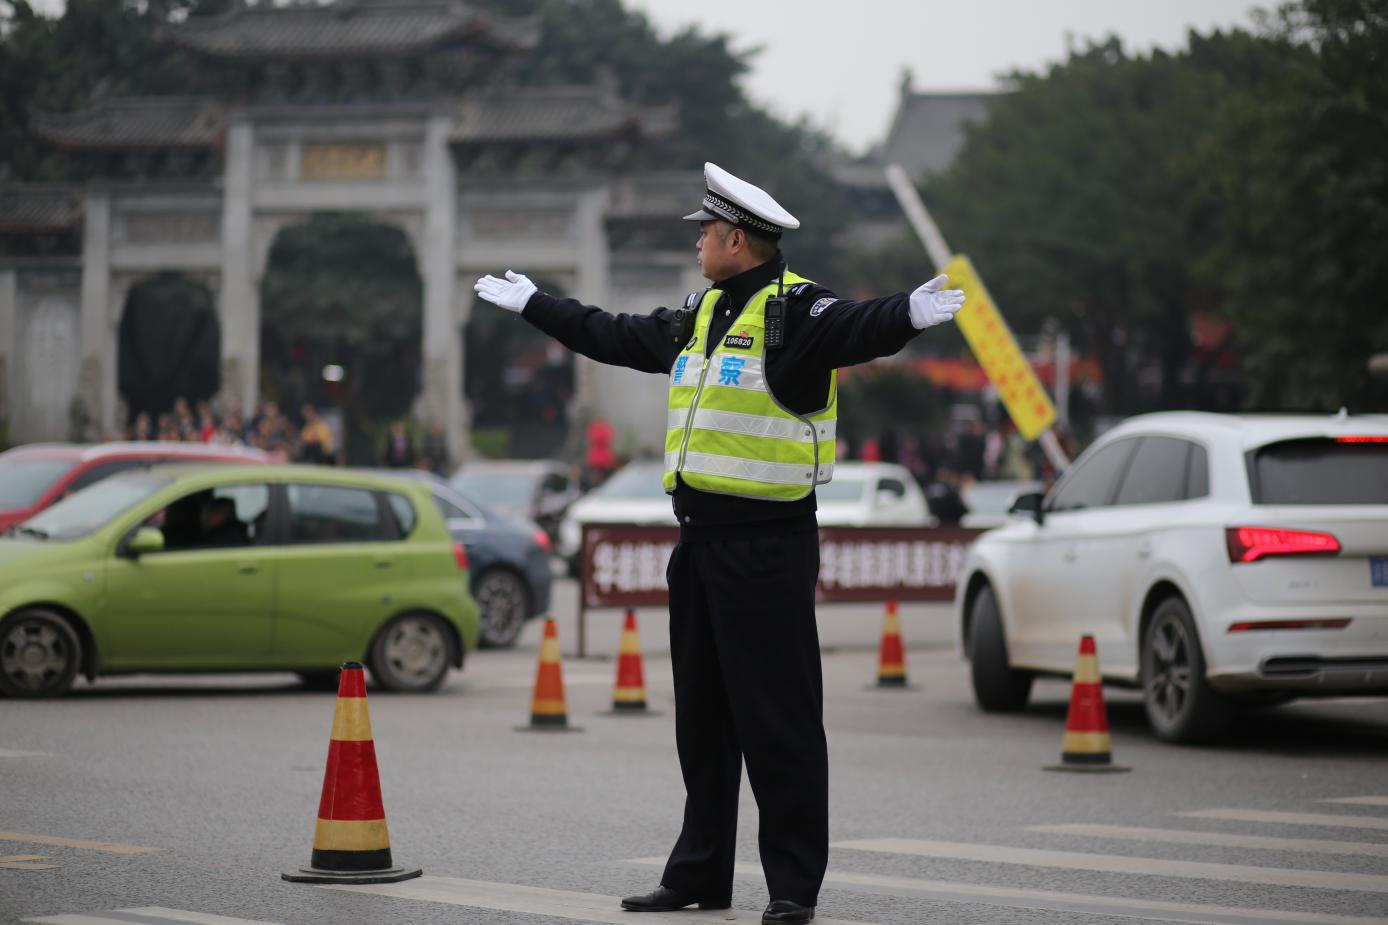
left=520, top=253, right=921, bottom=907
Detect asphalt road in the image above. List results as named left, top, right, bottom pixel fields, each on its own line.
left=3, top=579, right=1387, bottom=925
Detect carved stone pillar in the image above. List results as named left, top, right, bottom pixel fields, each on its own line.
left=79, top=190, right=114, bottom=437
left=105, top=273, right=135, bottom=433
left=0, top=270, right=14, bottom=440
left=418, top=113, right=463, bottom=464
left=572, top=187, right=612, bottom=424
left=218, top=118, right=258, bottom=412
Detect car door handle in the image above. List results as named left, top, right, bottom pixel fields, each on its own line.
left=237, top=562, right=260, bottom=575
left=1136, top=540, right=1153, bottom=559
left=1062, top=544, right=1078, bottom=563
left=373, top=560, right=394, bottom=570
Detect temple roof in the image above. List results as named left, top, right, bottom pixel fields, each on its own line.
left=30, top=97, right=224, bottom=150
left=165, top=0, right=539, bottom=60
left=877, top=90, right=994, bottom=180
left=0, top=185, right=82, bottom=232
left=452, top=86, right=676, bottom=143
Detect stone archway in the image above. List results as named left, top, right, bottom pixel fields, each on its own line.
left=117, top=272, right=221, bottom=426
left=259, top=212, right=423, bottom=466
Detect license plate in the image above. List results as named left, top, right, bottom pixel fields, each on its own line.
left=1373, top=557, right=1388, bottom=587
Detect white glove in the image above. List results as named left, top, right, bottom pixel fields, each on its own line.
left=473, top=270, right=538, bottom=313
left=908, top=274, right=966, bottom=329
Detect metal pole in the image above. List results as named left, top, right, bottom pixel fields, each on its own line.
left=884, top=163, right=952, bottom=270
left=1055, top=331, right=1071, bottom=428
left=884, top=163, right=1071, bottom=472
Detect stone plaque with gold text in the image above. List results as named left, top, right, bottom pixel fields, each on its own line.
left=300, top=143, right=387, bottom=181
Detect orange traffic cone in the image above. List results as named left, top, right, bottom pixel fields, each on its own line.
left=876, top=599, right=908, bottom=687
left=611, top=610, right=649, bottom=713
left=519, top=618, right=580, bottom=732
left=283, top=662, right=421, bottom=883
left=1046, top=635, right=1130, bottom=773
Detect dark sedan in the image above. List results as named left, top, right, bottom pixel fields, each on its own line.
left=366, top=469, right=552, bottom=648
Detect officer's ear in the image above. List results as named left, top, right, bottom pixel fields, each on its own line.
left=729, top=227, right=746, bottom=253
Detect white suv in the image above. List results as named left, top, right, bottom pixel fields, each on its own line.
left=954, top=411, right=1388, bottom=743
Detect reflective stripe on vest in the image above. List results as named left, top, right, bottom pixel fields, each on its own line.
left=663, top=270, right=837, bottom=501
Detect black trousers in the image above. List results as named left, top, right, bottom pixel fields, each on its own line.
left=659, top=522, right=828, bottom=907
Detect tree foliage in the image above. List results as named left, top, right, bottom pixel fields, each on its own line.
left=858, top=1, right=1386, bottom=414
left=1194, top=0, right=1388, bottom=410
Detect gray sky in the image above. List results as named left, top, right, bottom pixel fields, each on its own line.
left=627, top=0, right=1263, bottom=154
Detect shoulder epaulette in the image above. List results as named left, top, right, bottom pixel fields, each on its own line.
left=684, top=291, right=702, bottom=309
left=789, top=282, right=813, bottom=298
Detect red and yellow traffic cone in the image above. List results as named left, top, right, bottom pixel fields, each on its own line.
left=611, top=610, right=648, bottom=712
left=283, top=662, right=421, bottom=883
left=1046, top=635, right=1130, bottom=773
left=519, top=618, right=580, bottom=731
left=876, top=599, right=908, bottom=687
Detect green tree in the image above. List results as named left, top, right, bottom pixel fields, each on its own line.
left=1195, top=0, right=1388, bottom=410
left=907, top=36, right=1249, bottom=415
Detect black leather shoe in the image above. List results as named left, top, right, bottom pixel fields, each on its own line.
left=762, top=899, right=814, bottom=924
left=620, top=885, right=730, bottom=912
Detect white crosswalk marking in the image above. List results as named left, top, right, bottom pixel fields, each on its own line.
left=1180, top=809, right=1388, bottom=831
left=833, top=838, right=1388, bottom=893
left=623, top=856, right=1387, bottom=925
left=1029, top=823, right=1388, bottom=857
left=25, top=910, right=283, bottom=925
left=1323, top=796, right=1388, bottom=808
left=324, top=876, right=874, bottom=924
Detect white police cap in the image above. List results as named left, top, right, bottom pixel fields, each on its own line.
left=682, top=162, right=800, bottom=236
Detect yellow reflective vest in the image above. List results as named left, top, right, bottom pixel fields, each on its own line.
left=663, top=271, right=837, bottom=501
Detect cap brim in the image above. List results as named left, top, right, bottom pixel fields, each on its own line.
left=683, top=209, right=717, bottom=222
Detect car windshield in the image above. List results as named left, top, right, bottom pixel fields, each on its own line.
left=816, top=476, right=866, bottom=502
left=1251, top=439, right=1388, bottom=504
left=19, top=473, right=172, bottom=540
left=593, top=465, right=667, bottom=499
left=451, top=471, right=534, bottom=505
left=0, top=456, right=75, bottom=509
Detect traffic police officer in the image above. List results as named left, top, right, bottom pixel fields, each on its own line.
left=474, top=163, right=964, bottom=925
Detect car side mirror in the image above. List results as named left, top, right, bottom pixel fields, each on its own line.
left=1010, top=492, right=1045, bottom=526
left=124, top=526, right=165, bottom=557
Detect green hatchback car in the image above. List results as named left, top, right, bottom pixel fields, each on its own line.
left=0, top=464, right=479, bottom=698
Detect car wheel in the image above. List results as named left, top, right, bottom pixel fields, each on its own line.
left=967, top=585, right=1033, bottom=712
left=369, top=613, right=453, bottom=693
left=1141, top=596, right=1232, bottom=743
left=0, top=609, right=82, bottom=699
left=474, top=567, right=530, bottom=649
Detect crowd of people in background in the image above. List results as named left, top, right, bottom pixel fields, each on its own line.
left=116, top=397, right=451, bottom=474
left=840, top=417, right=1078, bottom=526
left=114, top=398, right=1073, bottom=526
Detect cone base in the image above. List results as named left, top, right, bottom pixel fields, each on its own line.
left=282, top=864, right=421, bottom=884
left=611, top=700, right=648, bottom=711
left=1044, top=763, right=1131, bottom=774
left=602, top=707, right=663, bottom=716
left=514, top=724, right=583, bottom=733
left=875, top=676, right=909, bottom=687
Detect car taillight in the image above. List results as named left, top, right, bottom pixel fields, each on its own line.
left=452, top=541, right=469, bottom=571
left=1225, top=526, right=1340, bottom=563
left=532, top=529, right=552, bottom=554
left=1335, top=435, right=1388, bottom=443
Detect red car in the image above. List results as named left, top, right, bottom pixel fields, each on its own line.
left=0, top=442, right=274, bottom=532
